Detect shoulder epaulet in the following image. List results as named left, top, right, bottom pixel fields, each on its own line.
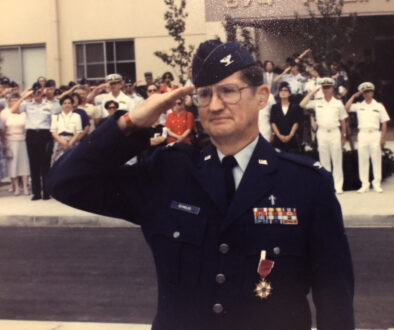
left=275, top=149, right=326, bottom=175
left=161, top=142, right=200, bottom=160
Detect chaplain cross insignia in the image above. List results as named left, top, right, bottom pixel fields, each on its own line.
left=268, top=194, right=276, bottom=206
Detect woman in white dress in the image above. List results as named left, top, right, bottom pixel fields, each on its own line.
left=50, top=95, right=82, bottom=165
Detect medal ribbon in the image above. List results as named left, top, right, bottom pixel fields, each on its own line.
left=257, top=250, right=274, bottom=278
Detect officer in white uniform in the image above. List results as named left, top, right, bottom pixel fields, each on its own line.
left=345, top=82, right=390, bottom=193
left=300, top=78, right=348, bottom=194
left=101, top=74, right=135, bottom=118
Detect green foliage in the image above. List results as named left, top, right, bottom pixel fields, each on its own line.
left=154, top=0, right=195, bottom=85
left=294, top=0, right=357, bottom=65
left=222, top=15, right=259, bottom=59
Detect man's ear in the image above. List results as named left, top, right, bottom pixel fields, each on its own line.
left=257, top=84, right=270, bottom=109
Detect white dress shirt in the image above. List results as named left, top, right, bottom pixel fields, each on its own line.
left=217, top=136, right=259, bottom=189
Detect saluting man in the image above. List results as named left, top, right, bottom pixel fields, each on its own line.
left=345, top=82, right=390, bottom=193
left=48, top=40, right=354, bottom=330
left=300, top=78, right=348, bottom=194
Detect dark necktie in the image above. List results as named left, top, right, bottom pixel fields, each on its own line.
left=222, top=155, right=238, bottom=205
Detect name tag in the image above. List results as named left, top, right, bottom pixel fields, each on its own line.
left=373, top=109, right=379, bottom=113
left=171, top=201, right=200, bottom=215
left=253, top=207, right=298, bottom=225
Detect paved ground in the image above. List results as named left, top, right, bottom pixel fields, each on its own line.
left=0, top=227, right=393, bottom=329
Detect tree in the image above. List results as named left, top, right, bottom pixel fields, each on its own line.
left=222, top=15, right=259, bottom=60
left=154, top=0, right=194, bottom=85
left=294, top=0, right=357, bottom=66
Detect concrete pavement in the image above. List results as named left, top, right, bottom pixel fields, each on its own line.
left=1, top=141, right=393, bottom=228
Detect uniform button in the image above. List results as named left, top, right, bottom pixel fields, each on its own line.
left=219, top=243, right=230, bottom=254
left=273, top=246, right=280, bottom=255
left=212, top=303, right=224, bottom=314
left=173, top=231, right=180, bottom=239
left=215, top=273, right=226, bottom=284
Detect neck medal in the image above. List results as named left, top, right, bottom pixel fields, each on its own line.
left=254, top=250, right=274, bottom=299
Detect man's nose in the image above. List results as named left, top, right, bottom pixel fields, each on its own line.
left=208, top=90, right=224, bottom=112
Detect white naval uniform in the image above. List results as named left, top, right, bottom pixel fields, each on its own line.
left=100, top=91, right=135, bottom=118
left=350, top=99, right=390, bottom=188
left=307, top=97, right=348, bottom=192
left=305, top=78, right=324, bottom=142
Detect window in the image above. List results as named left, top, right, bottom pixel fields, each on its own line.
left=75, top=40, right=136, bottom=82
left=0, top=44, right=46, bottom=90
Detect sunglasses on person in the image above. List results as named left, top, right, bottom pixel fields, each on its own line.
left=175, top=101, right=183, bottom=105
left=107, top=106, right=117, bottom=110
left=322, top=86, right=332, bottom=89
left=147, top=88, right=157, bottom=93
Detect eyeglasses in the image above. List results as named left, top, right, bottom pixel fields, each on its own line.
left=192, top=84, right=252, bottom=108
left=107, top=106, right=117, bottom=110
left=147, top=89, right=157, bottom=93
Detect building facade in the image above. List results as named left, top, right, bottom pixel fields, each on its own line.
left=0, top=0, right=206, bottom=89
left=0, top=0, right=393, bottom=114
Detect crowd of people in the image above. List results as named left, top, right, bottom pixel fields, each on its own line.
left=0, top=47, right=390, bottom=199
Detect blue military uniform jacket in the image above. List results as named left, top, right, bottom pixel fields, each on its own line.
left=48, top=112, right=354, bottom=330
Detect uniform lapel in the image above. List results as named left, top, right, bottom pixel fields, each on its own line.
left=193, top=143, right=227, bottom=215
left=220, top=136, right=279, bottom=231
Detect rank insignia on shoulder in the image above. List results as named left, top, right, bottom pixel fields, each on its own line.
left=313, top=161, right=323, bottom=169
left=253, top=207, right=298, bottom=225
left=171, top=201, right=200, bottom=215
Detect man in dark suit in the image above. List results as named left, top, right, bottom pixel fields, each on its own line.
left=48, top=40, right=354, bottom=330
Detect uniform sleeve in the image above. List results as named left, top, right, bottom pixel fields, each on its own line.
left=349, top=103, right=359, bottom=113
left=338, top=101, right=348, bottom=120
left=19, top=101, right=27, bottom=113
left=309, top=173, right=354, bottom=330
left=379, top=103, right=390, bottom=123
left=50, top=114, right=58, bottom=132
left=47, top=111, right=152, bottom=224
left=51, top=101, right=62, bottom=115
left=305, top=100, right=315, bottom=109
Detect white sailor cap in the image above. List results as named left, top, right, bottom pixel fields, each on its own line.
left=319, top=77, right=335, bottom=87
left=105, top=73, right=123, bottom=84
left=358, top=82, right=375, bottom=92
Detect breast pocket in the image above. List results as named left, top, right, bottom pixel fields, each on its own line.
left=148, top=208, right=208, bottom=288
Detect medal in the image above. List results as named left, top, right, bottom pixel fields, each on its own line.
left=254, top=279, right=272, bottom=299
left=254, top=250, right=274, bottom=299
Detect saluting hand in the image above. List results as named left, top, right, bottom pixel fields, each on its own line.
left=119, top=85, right=195, bottom=129
left=352, top=91, right=362, bottom=98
